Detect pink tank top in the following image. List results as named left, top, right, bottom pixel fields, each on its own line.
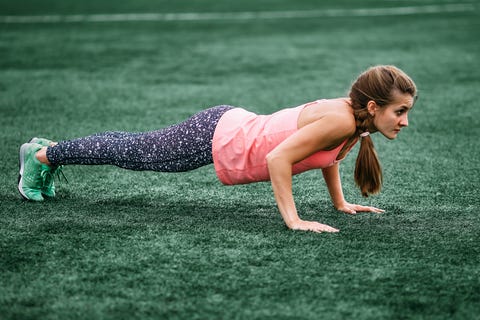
left=212, top=101, right=354, bottom=185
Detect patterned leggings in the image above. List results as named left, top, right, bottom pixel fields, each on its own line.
left=46, top=105, right=234, bottom=172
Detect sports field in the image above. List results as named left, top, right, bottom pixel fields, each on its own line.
left=1, top=0, right=479, bottom=319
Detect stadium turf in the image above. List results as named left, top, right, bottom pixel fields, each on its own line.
left=1, top=0, right=479, bottom=319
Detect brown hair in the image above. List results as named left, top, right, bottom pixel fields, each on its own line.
left=349, top=65, right=417, bottom=197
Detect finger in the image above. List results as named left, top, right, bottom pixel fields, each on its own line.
left=299, top=222, right=340, bottom=233
left=313, top=229, right=339, bottom=233
left=368, top=206, right=385, bottom=213
left=309, top=226, right=339, bottom=233
left=318, top=225, right=340, bottom=233
left=355, top=205, right=384, bottom=213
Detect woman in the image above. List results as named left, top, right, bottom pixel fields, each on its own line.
left=18, top=65, right=417, bottom=233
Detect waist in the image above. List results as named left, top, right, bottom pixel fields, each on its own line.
left=212, top=105, right=347, bottom=185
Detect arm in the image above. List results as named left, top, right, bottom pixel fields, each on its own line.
left=322, top=162, right=385, bottom=214
left=265, top=155, right=297, bottom=227
left=266, top=114, right=353, bottom=233
left=267, top=155, right=339, bottom=232
left=321, top=163, right=346, bottom=209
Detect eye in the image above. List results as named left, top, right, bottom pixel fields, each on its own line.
left=395, top=106, right=410, bottom=116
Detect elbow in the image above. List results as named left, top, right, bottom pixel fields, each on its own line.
left=266, top=151, right=291, bottom=173
left=265, top=152, right=274, bottom=165
left=266, top=152, right=278, bottom=174
left=266, top=151, right=281, bottom=167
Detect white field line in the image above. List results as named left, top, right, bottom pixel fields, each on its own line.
left=0, top=3, right=476, bottom=24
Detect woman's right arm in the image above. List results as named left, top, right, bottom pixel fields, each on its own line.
left=266, top=153, right=340, bottom=233
left=266, top=114, right=354, bottom=233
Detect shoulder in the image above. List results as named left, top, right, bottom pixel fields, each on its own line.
left=298, top=98, right=356, bottom=136
left=327, top=105, right=356, bottom=131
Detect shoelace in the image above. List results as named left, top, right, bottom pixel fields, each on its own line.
left=40, top=165, right=68, bottom=187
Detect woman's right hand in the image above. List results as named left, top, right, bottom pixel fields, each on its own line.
left=289, top=219, right=340, bottom=233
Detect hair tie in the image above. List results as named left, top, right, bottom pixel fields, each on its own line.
left=360, top=131, right=370, bottom=138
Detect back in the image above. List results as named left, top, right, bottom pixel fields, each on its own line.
left=212, top=100, right=351, bottom=185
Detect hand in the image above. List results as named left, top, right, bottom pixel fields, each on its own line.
left=336, top=202, right=385, bottom=215
left=289, top=219, right=340, bottom=233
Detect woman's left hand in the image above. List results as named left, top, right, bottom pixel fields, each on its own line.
left=336, top=202, right=385, bottom=215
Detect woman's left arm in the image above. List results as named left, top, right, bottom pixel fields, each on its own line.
left=322, top=163, right=385, bottom=214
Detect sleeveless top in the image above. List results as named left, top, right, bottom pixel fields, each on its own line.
left=212, top=100, right=356, bottom=185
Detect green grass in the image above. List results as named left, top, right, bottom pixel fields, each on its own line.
left=1, top=1, right=480, bottom=319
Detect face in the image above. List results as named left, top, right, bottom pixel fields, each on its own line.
left=368, top=91, right=415, bottom=140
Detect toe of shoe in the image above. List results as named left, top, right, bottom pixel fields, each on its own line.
left=42, top=189, right=56, bottom=198
left=21, top=187, right=44, bottom=201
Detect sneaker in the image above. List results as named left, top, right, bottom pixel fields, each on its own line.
left=29, top=137, right=58, bottom=197
left=18, top=143, right=45, bottom=201
left=40, top=164, right=56, bottom=198
left=29, top=137, right=54, bottom=147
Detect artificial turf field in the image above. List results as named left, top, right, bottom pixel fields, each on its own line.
left=1, top=0, right=480, bottom=319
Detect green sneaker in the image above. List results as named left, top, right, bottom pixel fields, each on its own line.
left=40, top=164, right=56, bottom=198
left=29, top=137, right=58, bottom=197
left=29, top=137, right=54, bottom=147
left=18, top=143, right=45, bottom=201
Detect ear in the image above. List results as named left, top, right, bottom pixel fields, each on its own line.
left=367, top=100, right=378, bottom=116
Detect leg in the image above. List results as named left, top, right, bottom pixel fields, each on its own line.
left=19, top=105, right=234, bottom=201
left=45, top=105, right=234, bottom=172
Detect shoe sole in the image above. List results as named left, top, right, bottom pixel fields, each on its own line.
left=18, top=143, right=29, bottom=200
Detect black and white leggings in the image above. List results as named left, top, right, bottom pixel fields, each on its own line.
left=46, top=105, right=234, bottom=172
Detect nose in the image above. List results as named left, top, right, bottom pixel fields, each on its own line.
left=400, top=114, right=409, bottom=127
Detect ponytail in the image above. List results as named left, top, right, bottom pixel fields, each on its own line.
left=355, top=135, right=382, bottom=197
